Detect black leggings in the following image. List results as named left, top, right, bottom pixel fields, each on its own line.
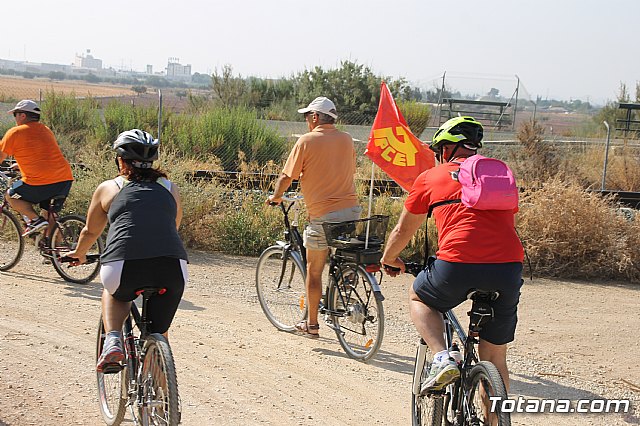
left=111, top=257, right=186, bottom=334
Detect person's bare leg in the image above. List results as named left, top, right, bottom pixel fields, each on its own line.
left=101, top=289, right=131, bottom=333
left=478, top=340, right=509, bottom=391
left=478, top=339, right=509, bottom=425
left=305, top=248, right=328, bottom=330
left=409, top=287, right=447, bottom=353
left=6, top=195, right=38, bottom=221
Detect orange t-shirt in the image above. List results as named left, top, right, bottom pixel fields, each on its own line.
left=282, top=125, right=358, bottom=219
left=0, top=122, right=73, bottom=185
left=405, top=162, right=524, bottom=263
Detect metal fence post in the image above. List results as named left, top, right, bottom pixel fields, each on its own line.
left=157, top=89, right=163, bottom=142
left=601, top=121, right=611, bottom=191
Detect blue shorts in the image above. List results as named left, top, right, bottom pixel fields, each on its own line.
left=413, top=259, right=523, bottom=345
left=9, top=180, right=72, bottom=211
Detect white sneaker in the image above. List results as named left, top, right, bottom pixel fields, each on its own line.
left=421, top=358, right=460, bottom=393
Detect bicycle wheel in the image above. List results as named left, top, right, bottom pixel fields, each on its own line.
left=96, top=315, right=127, bottom=426
left=50, top=214, right=103, bottom=284
left=256, top=245, right=307, bottom=332
left=466, top=361, right=511, bottom=426
left=139, top=334, right=180, bottom=426
left=0, top=208, right=24, bottom=271
left=412, top=344, right=444, bottom=426
left=328, top=264, right=384, bottom=361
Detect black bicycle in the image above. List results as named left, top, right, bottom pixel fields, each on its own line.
left=255, top=194, right=388, bottom=361
left=0, top=167, right=103, bottom=283
left=91, top=274, right=180, bottom=426
left=400, top=262, right=511, bottom=426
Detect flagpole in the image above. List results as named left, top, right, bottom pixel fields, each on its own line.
left=365, top=161, right=375, bottom=250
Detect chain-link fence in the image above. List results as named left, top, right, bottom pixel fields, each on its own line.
left=1, top=75, right=639, bottom=184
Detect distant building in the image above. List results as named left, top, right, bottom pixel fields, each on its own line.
left=166, top=57, right=191, bottom=82
left=74, top=49, right=102, bottom=70
left=146, top=65, right=153, bottom=75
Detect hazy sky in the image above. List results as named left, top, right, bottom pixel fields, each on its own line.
left=2, top=0, right=638, bottom=104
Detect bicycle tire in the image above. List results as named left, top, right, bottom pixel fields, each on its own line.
left=466, top=361, right=511, bottom=426
left=0, top=208, right=24, bottom=271
left=50, top=214, right=103, bottom=284
left=139, top=334, right=180, bottom=426
left=412, top=345, right=444, bottom=426
left=96, top=315, right=128, bottom=426
left=328, top=264, right=384, bottom=361
left=255, top=245, right=307, bottom=332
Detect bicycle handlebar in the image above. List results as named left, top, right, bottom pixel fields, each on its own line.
left=383, top=261, right=423, bottom=277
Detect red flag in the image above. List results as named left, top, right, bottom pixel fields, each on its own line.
left=365, top=82, right=435, bottom=191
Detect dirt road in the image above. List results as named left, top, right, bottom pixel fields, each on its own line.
left=1, top=249, right=638, bottom=425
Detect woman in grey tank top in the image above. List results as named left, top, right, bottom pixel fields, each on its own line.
left=66, top=129, right=188, bottom=372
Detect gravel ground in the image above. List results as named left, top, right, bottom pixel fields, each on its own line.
left=0, top=249, right=638, bottom=425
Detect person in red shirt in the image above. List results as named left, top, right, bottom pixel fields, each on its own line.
left=381, top=116, right=523, bottom=394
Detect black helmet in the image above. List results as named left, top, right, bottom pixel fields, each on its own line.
left=113, top=129, right=159, bottom=164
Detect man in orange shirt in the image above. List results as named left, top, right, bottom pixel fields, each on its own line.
left=0, top=100, right=74, bottom=236
left=267, top=97, right=361, bottom=337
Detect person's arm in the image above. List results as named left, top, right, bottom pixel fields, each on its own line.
left=170, top=182, right=183, bottom=229
left=0, top=151, right=7, bottom=163
left=381, top=207, right=426, bottom=275
left=65, top=181, right=112, bottom=264
left=266, top=173, right=293, bottom=205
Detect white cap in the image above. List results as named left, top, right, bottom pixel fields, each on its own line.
left=297, top=96, right=338, bottom=119
left=8, top=99, right=41, bottom=115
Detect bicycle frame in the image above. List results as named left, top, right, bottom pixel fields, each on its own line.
left=122, top=289, right=163, bottom=415
left=277, top=198, right=306, bottom=266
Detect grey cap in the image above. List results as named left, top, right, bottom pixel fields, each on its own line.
left=8, top=99, right=41, bottom=115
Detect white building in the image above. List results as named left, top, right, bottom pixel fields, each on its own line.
left=166, top=57, right=191, bottom=82
left=74, top=49, right=102, bottom=70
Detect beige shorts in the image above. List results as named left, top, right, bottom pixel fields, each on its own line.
left=303, top=206, right=363, bottom=251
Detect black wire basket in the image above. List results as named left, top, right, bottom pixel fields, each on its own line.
left=322, top=215, right=389, bottom=250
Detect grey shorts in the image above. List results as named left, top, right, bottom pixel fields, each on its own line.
left=303, top=206, right=362, bottom=250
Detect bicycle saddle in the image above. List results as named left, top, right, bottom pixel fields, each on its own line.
left=465, top=289, right=500, bottom=301
left=135, top=287, right=167, bottom=297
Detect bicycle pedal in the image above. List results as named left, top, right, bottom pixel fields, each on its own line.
left=101, top=363, right=124, bottom=374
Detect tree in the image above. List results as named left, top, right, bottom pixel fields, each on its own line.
left=293, top=60, right=411, bottom=124
left=211, top=65, right=247, bottom=108
left=48, top=71, right=66, bottom=81
left=132, top=85, right=147, bottom=95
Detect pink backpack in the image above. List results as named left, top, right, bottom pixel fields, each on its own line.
left=457, top=155, right=518, bottom=210
left=428, top=155, right=518, bottom=215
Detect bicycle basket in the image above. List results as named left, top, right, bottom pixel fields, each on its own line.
left=322, top=215, right=389, bottom=249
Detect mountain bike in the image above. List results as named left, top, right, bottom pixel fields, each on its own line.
left=0, top=167, right=103, bottom=283
left=256, top=194, right=388, bottom=361
left=92, top=278, right=181, bottom=426
left=399, top=262, right=511, bottom=426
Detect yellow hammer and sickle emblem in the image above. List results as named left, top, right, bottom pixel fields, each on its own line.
left=372, top=127, right=419, bottom=166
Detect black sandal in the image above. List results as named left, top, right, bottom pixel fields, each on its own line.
left=295, top=320, right=320, bottom=338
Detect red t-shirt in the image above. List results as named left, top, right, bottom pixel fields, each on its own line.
left=405, top=162, right=524, bottom=263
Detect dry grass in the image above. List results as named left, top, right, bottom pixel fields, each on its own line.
left=0, top=75, right=134, bottom=100
left=517, top=178, right=640, bottom=281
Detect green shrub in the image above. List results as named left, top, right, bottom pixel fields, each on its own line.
left=397, top=100, right=431, bottom=137
left=165, top=106, right=287, bottom=171
left=95, top=101, right=167, bottom=147
left=41, top=92, right=101, bottom=160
